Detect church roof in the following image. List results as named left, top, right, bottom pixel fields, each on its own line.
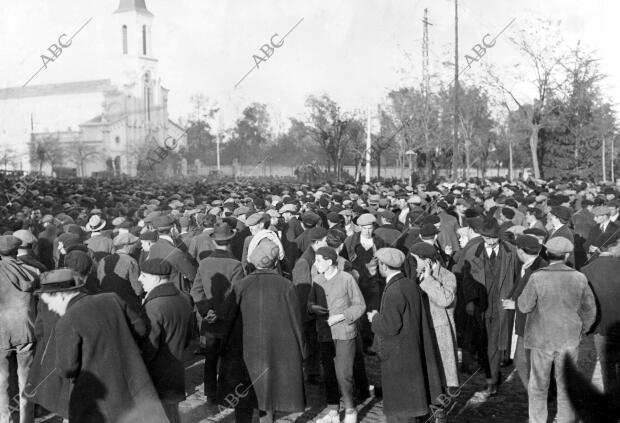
left=114, top=0, right=153, bottom=15
left=0, top=79, right=112, bottom=100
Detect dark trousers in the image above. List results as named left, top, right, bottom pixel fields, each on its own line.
left=353, top=332, right=370, bottom=397
left=478, top=317, right=501, bottom=384
left=318, top=342, right=340, bottom=406
left=303, top=321, right=320, bottom=377
left=204, top=337, right=221, bottom=398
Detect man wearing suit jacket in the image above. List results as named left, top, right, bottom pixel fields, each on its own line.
left=503, top=235, right=547, bottom=390
left=147, top=215, right=197, bottom=293
left=546, top=206, right=574, bottom=243
left=584, top=206, right=619, bottom=254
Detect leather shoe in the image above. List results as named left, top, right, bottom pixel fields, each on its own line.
left=500, top=358, right=513, bottom=367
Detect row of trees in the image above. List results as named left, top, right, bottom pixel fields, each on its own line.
left=178, top=19, right=617, bottom=182
left=19, top=19, right=618, bottom=182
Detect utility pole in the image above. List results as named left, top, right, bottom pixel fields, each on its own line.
left=451, top=0, right=459, bottom=179
left=422, top=8, right=432, bottom=180
left=603, top=137, right=607, bottom=182
left=612, top=136, right=615, bottom=183
left=365, top=106, right=371, bottom=183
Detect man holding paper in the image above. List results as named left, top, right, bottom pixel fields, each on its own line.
left=312, top=246, right=366, bottom=423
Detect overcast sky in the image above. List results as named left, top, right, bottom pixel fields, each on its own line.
left=1, top=0, right=619, bottom=131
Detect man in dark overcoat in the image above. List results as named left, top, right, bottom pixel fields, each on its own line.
left=190, top=223, right=244, bottom=403
left=368, top=248, right=443, bottom=423
left=461, top=217, right=519, bottom=398
left=38, top=268, right=168, bottom=423
left=139, top=258, right=194, bottom=423
left=224, top=238, right=306, bottom=423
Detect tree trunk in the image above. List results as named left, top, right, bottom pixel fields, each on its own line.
left=530, top=123, right=541, bottom=179
left=377, top=155, right=381, bottom=180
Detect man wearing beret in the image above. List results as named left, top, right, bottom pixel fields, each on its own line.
left=460, top=217, right=519, bottom=398
left=0, top=235, right=39, bottom=423
left=518, top=237, right=596, bottom=423
left=147, top=214, right=197, bottom=293
left=502, top=235, right=547, bottom=390
left=37, top=268, right=169, bottom=422
left=97, top=233, right=143, bottom=312
left=139, top=259, right=194, bottom=423
left=368, top=248, right=442, bottom=423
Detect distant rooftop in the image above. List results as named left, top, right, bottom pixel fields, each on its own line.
left=0, top=79, right=112, bottom=100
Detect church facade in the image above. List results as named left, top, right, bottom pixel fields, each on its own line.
left=0, top=0, right=185, bottom=177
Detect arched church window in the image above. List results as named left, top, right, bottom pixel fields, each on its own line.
left=122, top=25, right=128, bottom=54
left=142, top=25, right=147, bottom=55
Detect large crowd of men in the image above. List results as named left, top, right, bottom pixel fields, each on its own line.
left=0, top=174, right=619, bottom=423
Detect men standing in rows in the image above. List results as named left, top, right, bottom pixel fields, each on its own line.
left=368, top=248, right=442, bottom=423
left=503, top=235, right=547, bottom=390
left=148, top=215, right=197, bottom=292
left=518, top=237, right=596, bottom=423
left=461, top=218, right=519, bottom=398
left=190, top=223, right=243, bottom=404
left=139, top=259, right=194, bottom=423
left=0, top=236, right=38, bottom=423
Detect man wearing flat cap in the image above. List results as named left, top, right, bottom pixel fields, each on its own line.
left=0, top=235, right=39, bottom=423
left=460, top=217, right=519, bottom=398
left=97, top=233, right=142, bottom=311
left=368, top=248, right=442, bottom=423
left=502, top=235, right=547, bottom=390
left=518, top=237, right=596, bottom=423
left=139, top=259, right=194, bottom=423
left=295, top=212, right=322, bottom=256
left=147, top=214, right=197, bottom=293
left=13, top=229, right=48, bottom=274
left=37, top=268, right=169, bottom=422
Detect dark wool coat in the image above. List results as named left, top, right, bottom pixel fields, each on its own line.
left=190, top=249, right=244, bottom=338
left=371, top=273, right=443, bottom=419
left=27, top=300, right=71, bottom=419
left=141, top=283, right=194, bottom=402
left=507, top=256, right=548, bottom=337
left=55, top=292, right=168, bottom=423
left=461, top=240, right=519, bottom=354
left=226, top=269, right=306, bottom=413
left=148, top=238, right=197, bottom=293
left=581, top=256, right=620, bottom=337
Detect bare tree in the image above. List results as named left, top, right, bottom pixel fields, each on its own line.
left=485, top=18, right=566, bottom=179
left=29, top=134, right=65, bottom=175
left=0, top=147, right=17, bottom=171
left=68, top=141, right=101, bottom=177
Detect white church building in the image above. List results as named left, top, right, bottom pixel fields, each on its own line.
left=0, top=0, right=185, bottom=176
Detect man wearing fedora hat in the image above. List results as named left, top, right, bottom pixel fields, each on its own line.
left=190, top=222, right=243, bottom=405
left=148, top=215, right=197, bottom=293
left=36, top=268, right=169, bottom=423
left=84, top=215, right=114, bottom=254
left=460, top=217, right=519, bottom=399
left=0, top=235, right=39, bottom=423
